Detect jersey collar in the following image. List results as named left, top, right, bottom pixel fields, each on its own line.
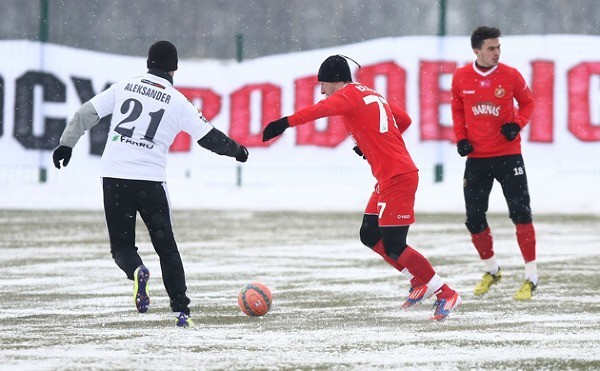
left=147, top=69, right=173, bottom=85
left=471, top=61, right=498, bottom=77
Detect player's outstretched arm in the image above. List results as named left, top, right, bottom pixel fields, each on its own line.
left=262, top=117, right=289, bottom=142
left=197, top=128, right=248, bottom=163
left=52, top=145, right=73, bottom=169
left=52, top=101, right=101, bottom=169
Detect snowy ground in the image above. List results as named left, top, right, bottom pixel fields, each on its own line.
left=0, top=210, right=598, bottom=370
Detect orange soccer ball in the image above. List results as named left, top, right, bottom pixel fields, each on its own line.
left=238, top=282, right=272, bottom=317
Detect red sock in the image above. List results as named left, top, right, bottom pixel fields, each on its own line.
left=396, top=246, right=435, bottom=285
left=471, top=227, right=494, bottom=260
left=410, top=277, right=425, bottom=287
left=372, top=241, right=406, bottom=272
left=516, top=223, right=536, bottom=262
left=435, top=283, right=455, bottom=299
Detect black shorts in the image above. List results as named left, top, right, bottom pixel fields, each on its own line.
left=463, top=154, right=533, bottom=230
left=102, top=177, right=188, bottom=301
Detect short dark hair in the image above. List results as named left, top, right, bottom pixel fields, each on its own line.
left=470, top=26, right=501, bottom=49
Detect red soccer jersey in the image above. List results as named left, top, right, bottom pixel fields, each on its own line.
left=287, top=82, right=417, bottom=183
left=451, top=62, right=534, bottom=157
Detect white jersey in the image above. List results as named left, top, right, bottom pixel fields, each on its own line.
left=90, top=73, right=213, bottom=181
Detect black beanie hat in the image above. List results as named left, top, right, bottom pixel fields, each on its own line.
left=317, top=55, right=352, bottom=82
left=147, top=41, right=178, bottom=72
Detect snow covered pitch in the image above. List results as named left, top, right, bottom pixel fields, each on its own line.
left=0, top=210, right=598, bottom=370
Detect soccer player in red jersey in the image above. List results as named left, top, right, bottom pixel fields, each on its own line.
left=451, top=26, right=538, bottom=300
left=263, top=55, right=461, bottom=321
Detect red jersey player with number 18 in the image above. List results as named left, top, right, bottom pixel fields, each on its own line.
left=451, top=26, right=538, bottom=300
left=262, top=55, right=461, bottom=321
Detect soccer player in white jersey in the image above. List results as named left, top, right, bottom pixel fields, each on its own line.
left=52, top=41, right=249, bottom=327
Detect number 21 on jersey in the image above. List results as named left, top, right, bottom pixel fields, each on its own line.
left=115, top=98, right=164, bottom=142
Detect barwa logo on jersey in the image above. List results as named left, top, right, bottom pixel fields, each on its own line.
left=111, top=135, right=155, bottom=149
left=471, top=102, right=501, bottom=117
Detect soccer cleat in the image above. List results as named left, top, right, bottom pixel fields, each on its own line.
left=473, top=268, right=502, bottom=295
left=513, top=280, right=537, bottom=300
left=430, top=292, right=462, bottom=322
left=175, top=312, right=194, bottom=328
left=401, top=285, right=436, bottom=309
left=133, top=265, right=150, bottom=313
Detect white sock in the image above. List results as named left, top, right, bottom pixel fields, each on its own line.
left=525, top=261, right=538, bottom=285
left=400, top=268, right=413, bottom=280
left=483, top=256, right=499, bottom=275
left=426, top=273, right=444, bottom=293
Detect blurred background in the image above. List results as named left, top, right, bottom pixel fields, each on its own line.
left=0, top=0, right=598, bottom=213
left=1, top=0, right=598, bottom=60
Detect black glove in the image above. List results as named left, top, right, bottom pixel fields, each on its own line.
left=456, top=139, right=473, bottom=157
left=52, top=145, right=73, bottom=169
left=500, top=122, right=521, bottom=141
left=262, top=117, right=289, bottom=142
left=353, top=146, right=366, bottom=159
left=235, top=146, right=249, bottom=163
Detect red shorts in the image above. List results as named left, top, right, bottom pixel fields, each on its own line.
left=364, top=171, right=418, bottom=226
